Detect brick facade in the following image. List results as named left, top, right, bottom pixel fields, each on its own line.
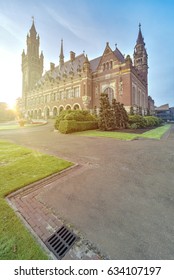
left=21, top=21, right=148, bottom=118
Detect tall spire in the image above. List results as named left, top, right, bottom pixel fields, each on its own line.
left=136, top=23, right=144, bottom=45
left=134, top=24, right=148, bottom=82
left=30, top=16, right=37, bottom=38
left=59, top=39, right=64, bottom=68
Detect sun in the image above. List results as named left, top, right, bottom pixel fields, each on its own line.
left=7, top=100, right=17, bottom=111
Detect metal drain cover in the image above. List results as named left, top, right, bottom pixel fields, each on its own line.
left=45, top=225, right=78, bottom=259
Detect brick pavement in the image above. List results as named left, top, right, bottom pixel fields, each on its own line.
left=6, top=163, right=108, bottom=260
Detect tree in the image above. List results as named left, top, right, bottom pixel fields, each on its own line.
left=112, top=99, right=118, bottom=128
left=99, top=93, right=114, bottom=130
left=120, top=103, right=129, bottom=128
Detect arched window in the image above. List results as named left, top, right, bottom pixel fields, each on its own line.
left=104, top=87, right=114, bottom=103
left=53, top=107, right=58, bottom=117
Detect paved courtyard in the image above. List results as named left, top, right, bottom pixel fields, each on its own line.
left=1, top=123, right=174, bottom=259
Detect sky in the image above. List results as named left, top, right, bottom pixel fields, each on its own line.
left=0, top=0, right=174, bottom=108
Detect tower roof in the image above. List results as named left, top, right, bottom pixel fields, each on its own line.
left=136, top=23, right=145, bottom=45
left=30, top=17, right=37, bottom=37
left=59, top=39, right=64, bottom=67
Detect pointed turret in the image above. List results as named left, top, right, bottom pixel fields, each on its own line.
left=83, top=55, right=90, bottom=72
left=29, top=17, right=37, bottom=38
left=133, top=24, right=148, bottom=82
left=59, top=39, right=64, bottom=68
left=136, top=23, right=144, bottom=45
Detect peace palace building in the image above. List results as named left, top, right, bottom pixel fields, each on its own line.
left=21, top=20, right=148, bottom=118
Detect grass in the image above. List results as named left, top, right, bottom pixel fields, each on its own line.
left=0, top=140, right=73, bottom=259
left=75, top=130, right=138, bottom=140
left=0, top=123, right=45, bottom=130
left=138, top=124, right=171, bottom=139
left=75, top=124, right=171, bottom=140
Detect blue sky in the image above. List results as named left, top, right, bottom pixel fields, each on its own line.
left=0, top=0, right=174, bottom=107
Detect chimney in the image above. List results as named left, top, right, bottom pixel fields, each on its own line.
left=50, top=62, right=55, bottom=71
left=70, top=51, right=75, bottom=61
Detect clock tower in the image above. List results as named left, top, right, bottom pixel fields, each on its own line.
left=21, top=18, right=43, bottom=108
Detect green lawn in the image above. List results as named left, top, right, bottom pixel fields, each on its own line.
left=0, top=123, right=45, bottom=130
left=75, top=124, right=171, bottom=140
left=0, top=140, right=73, bottom=259
left=138, top=124, right=171, bottom=139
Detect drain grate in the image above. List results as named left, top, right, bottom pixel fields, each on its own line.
left=45, top=225, right=78, bottom=259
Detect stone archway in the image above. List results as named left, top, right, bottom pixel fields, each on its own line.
left=45, top=107, right=50, bottom=118
left=73, top=103, right=80, bottom=110
left=59, top=106, right=64, bottom=114
left=65, top=104, right=71, bottom=110
left=38, top=109, right=42, bottom=119
left=53, top=107, right=58, bottom=117
left=34, top=109, right=37, bottom=119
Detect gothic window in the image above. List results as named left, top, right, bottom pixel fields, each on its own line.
left=74, top=87, right=80, bottom=98
left=132, top=86, right=136, bottom=105
left=119, top=79, right=123, bottom=96
left=110, top=61, right=113, bottom=69
left=103, top=63, right=105, bottom=71
left=106, top=62, right=109, bottom=70
left=66, top=89, right=72, bottom=99
left=104, top=87, right=114, bottom=104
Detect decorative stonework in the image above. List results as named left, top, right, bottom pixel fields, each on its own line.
left=82, top=96, right=91, bottom=108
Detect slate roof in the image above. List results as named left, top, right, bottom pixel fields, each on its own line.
left=90, top=56, right=101, bottom=72
left=113, top=48, right=125, bottom=62
left=36, top=53, right=86, bottom=86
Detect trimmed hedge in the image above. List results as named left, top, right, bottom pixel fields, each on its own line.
left=58, top=120, right=98, bottom=134
left=55, top=109, right=97, bottom=130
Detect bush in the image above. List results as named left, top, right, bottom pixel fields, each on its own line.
left=130, top=123, right=138, bottom=129
left=58, top=120, right=77, bottom=134
left=144, top=116, right=163, bottom=127
left=18, top=119, right=26, bottom=127
left=58, top=120, right=98, bottom=134
left=128, top=115, right=163, bottom=129
left=128, top=115, right=146, bottom=128
left=54, top=110, right=70, bottom=129
left=55, top=110, right=97, bottom=130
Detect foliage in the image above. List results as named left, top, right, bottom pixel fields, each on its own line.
left=128, top=115, right=147, bottom=128
left=18, top=119, right=26, bottom=127
left=129, top=115, right=163, bottom=128
left=59, top=120, right=98, bottom=134
left=99, top=94, right=129, bottom=131
left=55, top=109, right=97, bottom=130
left=129, top=106, right=134, bottom=115
left=54, top=110, right=71, bottom=129
left=0, top=140, right=73, bottom=259
left=98, top=93, right=114, bottom=131
left=130, top=123, right=138, bottom=129
left=144, top=116, right=163, bottom=127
